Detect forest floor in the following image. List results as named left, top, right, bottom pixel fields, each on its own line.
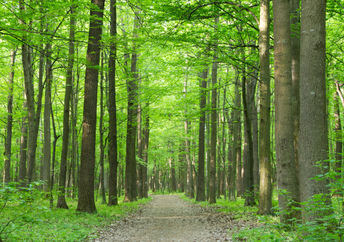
left=93, top=194, right=236, bottom=241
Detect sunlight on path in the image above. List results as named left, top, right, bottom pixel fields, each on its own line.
left=95, top=195, right=232, bottom=241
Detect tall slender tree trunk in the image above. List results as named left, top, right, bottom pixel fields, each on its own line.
left=137, top=100, right=144, bottom=198
left=99, top=53, right=106, bottom=204
left=71, top=56, right=80, bottom=198
left=196, top=67, right=208, bottom=201
left=258, top=0, right=272, bottom=215
left=142, top=104, right=150, bottom=197
left=124, top=12, right=140, bottom=202
left=19, top=98, right=28, bottom=183
left=334, top=90, right=342, bottom=190
left=4, top=50, right=17, bottom=183
left=184, top=78, right=194, bottom=198
left=77, top=0, right=105, bottom=213
left=57, top=4, right=75, bottom=208
left=242, top=59, right=255, bottom=207
left=233, top=73, right=242, bottom=198
left=299, top=0, right=331, bottom=222
left=108, top=0, right=118, bottom=206
left=273, top=0, right=299, bottom=223
left=43, top=44, right=52, bottom=194
left=209, top=17, right=219, bottom=204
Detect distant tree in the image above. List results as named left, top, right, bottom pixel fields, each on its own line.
left=4, top=49, right=17, bottom=183
left=209, top=17, right=219, bottom=204
left=196, top=67, right=208, bottom=202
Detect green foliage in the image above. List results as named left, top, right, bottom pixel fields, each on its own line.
left=0, top=183, right=151, bottom=241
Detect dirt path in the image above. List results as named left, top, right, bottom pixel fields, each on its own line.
left=95, top=195, right=232, bottom=241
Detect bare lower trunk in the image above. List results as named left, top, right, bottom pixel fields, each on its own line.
left=4, top=50, right=17, bottom=183
left=299, top=0, right=331, bottom=222
left=273, top=0, right=299, bottom=223
left=258, top=0, right=272, bottom=215
left=77, top=0, right=105, bottom=213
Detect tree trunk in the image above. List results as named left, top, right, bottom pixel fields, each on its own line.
left=57, top=5, right=75, bottom=208
left=242, top=59, right=255, bottom=207
left=77, top=0, right=105, bottom=213
left=99, top=53, right=106, bottom=204
left=258, top=0, right=272, bottom=215
left=137, top=101, right=144, bottom=198
left=71, top=55, right=80, bottom=199
left=334, top=90, right=342, bottom=191
left=184, top=78, right=194, bottom=198
left=43, top=44, right=52, bottom=195
left=124, top=12, right=140, bottom=202
left=299, top=0, right=331, bottom=222
left=233, top=73, right=242, bottom=198
left=4, top=50, right=17, bottom=183
left=209, top=17, right=219, bottom=204
left=108, top=0, right=118, bottom=206
left=273, top=0, right=300, bottom=223
left=142, top=103, right=150, bottom=197
left=196, top=67, right=208, bottom=201
left=19, top=98, right=28, bottom=183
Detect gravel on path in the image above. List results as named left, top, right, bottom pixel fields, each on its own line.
left=94, top=194, right=233, bottom=242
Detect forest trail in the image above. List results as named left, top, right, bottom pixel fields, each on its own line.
left=94, top=195, right=232, bottom=241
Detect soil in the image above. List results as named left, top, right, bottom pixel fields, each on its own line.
left=94, top=194, right=233, bottom=241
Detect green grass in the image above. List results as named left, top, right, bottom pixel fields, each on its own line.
left=0, top=184, right=151, bottom=241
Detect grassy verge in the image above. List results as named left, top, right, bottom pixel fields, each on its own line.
left=181, top=194, right=299, bottom=241
left=0, top=183, right=151, bottom=241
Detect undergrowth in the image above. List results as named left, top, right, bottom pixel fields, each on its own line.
left=0, top=182, right=151, bottom=241
left=182, top=193, right=343, bottom=241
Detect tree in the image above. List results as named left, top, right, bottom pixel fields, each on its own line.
left=209, top=17, right=219, bottom=204
left=3, top=49, right=16, bottom=183
left=124, top=12, right=140, bottom=202
left=42, top=42, right=52, bottom=194
left=108, top=0, right=118, bottom=206
left=258, top=0, right=272, bottom=215
left=77, top=0, right=105, bottom=213
left=196, top=67, right=208, bottom=201
left=299, top=0, right=331, bottom=222
left=57, top=3, right=75, bottom=209
left=242, top=56, right=255, bottom=207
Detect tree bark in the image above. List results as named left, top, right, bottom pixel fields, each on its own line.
left=184, top=78, right=194, bottom=198
left=57, top=4, right=75, bottom=208
left=124, top=12, right=140, bottom=202
left=242, top=59, right=255, bottom=206
left=142, top=103, right=150, bottom=197
left=77, top=0, right=105, bottom=213
left=43, top=44, right=52, bottom=195
left=196, top=67, right=208, bottom=201
left=99, top=53, right=106, bottom=204
left=233, top=73, right=242, bottom=198
left=108, top=0, right=118, bottom=206
left=299, top=0, right=331, bottom=222
left=273, top=0, right=300, bottom=223
left=334, top=91, right=342, bottom=189
left=209, top=17, right=219, bottom=204
left=4, top=50, right=17, bottom=183
left=258, top=0, right=272, bottom=215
